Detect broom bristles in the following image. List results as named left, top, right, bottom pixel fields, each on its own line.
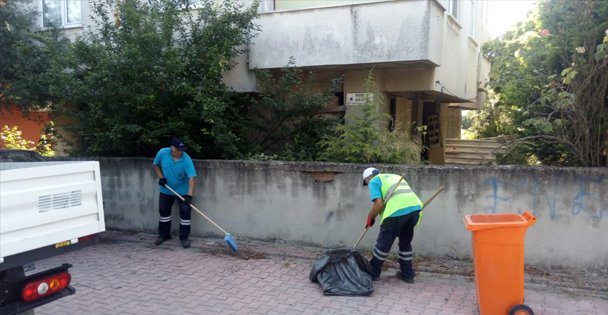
left=224, top=233, right=238, bottom=252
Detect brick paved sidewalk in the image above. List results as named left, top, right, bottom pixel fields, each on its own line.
left=33, top=231, right=608, bottom=315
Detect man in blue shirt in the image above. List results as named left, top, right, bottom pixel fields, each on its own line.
left=153, top=138, right=197, bottom=248
left=362, top=167, right=423, bottom=283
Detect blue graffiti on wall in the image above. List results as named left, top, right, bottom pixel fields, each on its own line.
left=570, top=174, right=604, bottom=219
left=482, top=177, right=510, bottom=214
left=482, top=174, right=605, bottom=221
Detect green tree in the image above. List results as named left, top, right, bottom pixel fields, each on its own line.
left=461, top=111, right=473, bottom=130
left=49, top=0, right=258, bottom=157
left=319, top=70, right=421, bottom=164
left=0, top=0, right=69, bottom=108
left=534, top=0, right=608, bottom=166
left=476, top=0, right=608, bottom=166
left=241, top=58, right=339, bottom=161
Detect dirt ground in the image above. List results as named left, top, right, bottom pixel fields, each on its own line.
left=103, top=230, right=608, bottom=298
left=412, top=255, right=608, bottom=296
left=223, top=239, right=607, bottom=298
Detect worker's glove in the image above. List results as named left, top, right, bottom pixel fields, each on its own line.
left=366, top=215, right=376, bottom=228
left=183, top=195, right=193, bottom=208
left=158, top=178, right=167, bottom=187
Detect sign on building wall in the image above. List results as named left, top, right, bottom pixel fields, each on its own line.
left=346, top=93, right=374, bottom=106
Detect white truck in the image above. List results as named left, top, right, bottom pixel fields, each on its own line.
left=0, top=151, right=106, bottom=314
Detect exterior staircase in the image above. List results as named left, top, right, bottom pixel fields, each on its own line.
left=445, top=138, right=507, bottom=165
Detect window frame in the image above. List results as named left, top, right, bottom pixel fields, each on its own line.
left=41, top=0, right=82, bottom=29
left=469, top=0, right=476, bottom=38
left=448, top=0, right=459, bottom=19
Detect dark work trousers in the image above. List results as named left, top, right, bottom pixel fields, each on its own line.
left=369, top=210, right=421, bottom=279
left=158, top=192, right=192, bottom=240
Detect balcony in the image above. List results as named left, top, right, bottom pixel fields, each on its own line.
left=249, top=0, right=446, bottom=70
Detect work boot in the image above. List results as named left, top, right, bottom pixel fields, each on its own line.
left=395, top=271, right=414, bottom=283
left=181, top=238, right=191, bottom=248
left=154, top=235, right=171, bottom=245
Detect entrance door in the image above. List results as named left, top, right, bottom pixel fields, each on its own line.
left=422, top=102, right=443, bottom=164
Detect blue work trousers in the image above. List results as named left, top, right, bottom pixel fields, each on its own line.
left=369, top=210, right=421, bottom=279
left=158, top=192, right=191, bottom=240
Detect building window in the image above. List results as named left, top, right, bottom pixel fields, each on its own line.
left=448, top=0, right=459, bottom=19
left=42, top=0, right=81, bottom=28
left=258, top=0, right=275, bottom=13
left=469, top=0, right=476, bottom=38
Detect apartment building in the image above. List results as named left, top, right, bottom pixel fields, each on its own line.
left=10, top=0, right=490, bottom=163
left=232, top=0, right=492, bottom=164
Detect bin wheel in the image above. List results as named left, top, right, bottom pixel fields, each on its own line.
left=509, top=304, right=534, bottom=315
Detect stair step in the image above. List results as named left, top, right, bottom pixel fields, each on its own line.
left=446, top=142, right=505, bottom=149
left=445, top=147, right=501, bottom=154
left=445, top=153, right=499, bottom=159
left=445, top=154, right=495, bottom=161
left=444, top=158, right=495, bottom=165
left=444, top=138, right=506, bottom=165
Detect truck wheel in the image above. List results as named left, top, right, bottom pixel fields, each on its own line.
left=509, top=304, right=534, bottom=315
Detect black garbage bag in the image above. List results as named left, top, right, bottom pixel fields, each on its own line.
left=309, top=248, right=373, bottom=296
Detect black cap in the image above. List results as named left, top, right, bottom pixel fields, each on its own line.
left=171, top=138, right=188, bottom=151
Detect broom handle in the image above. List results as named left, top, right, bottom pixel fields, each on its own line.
left=164, top=184, right=229, bottom=235
left=422, top=185, right=444, bottom=208
left=353, top=184, right=444, bottom=249
left=353, top=228, right=369, bottom=250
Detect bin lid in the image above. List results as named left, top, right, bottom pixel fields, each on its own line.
left=464, top=211, right=536, bottom=231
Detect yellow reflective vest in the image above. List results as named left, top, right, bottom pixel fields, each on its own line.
left=378, top=174, right=423, bottom=223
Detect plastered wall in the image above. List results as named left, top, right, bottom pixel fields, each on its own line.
left=97, top=158, right=607, bottom=269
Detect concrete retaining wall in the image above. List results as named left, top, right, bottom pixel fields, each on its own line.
left=97, top=158, right=607, bottom=269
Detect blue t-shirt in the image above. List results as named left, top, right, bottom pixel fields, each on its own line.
left=368, top=176, right=383, bottom=202
left=368, top=176, right=418, bottom=218
left=153, top=147, right=197, bottom=195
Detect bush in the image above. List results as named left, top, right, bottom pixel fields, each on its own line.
left=240, top=58, right=339, bottom=161
left=0, top=124, right=56, bottom=156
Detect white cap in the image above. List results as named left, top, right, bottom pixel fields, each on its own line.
left=362, top=167, right=379, bottom=186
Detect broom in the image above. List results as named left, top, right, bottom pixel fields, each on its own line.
left=164, top=184, right=238, bottom=252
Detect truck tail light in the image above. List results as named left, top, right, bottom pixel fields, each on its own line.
left=21, top=271, right=71, bottom=302
left=78, top=234, right=96, bottom=242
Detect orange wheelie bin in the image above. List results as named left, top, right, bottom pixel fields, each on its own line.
left=464, top=211, right=536, bottom=315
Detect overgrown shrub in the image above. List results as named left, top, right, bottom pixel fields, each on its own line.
left=241, top=58, right=339, bottom=161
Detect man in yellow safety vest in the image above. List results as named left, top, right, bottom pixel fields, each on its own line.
left=362, top=167, right=423, bottom=283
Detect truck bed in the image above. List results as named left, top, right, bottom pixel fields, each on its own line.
left=0, top=161, right=106, bottom=269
